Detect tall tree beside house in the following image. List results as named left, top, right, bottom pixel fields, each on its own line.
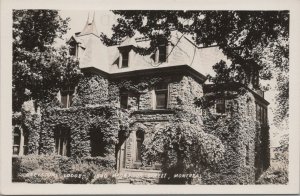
left=101, top=10, right=289, bottom=124
left=13, top=10, right=82, bottom=112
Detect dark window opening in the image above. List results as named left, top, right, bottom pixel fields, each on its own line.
left=23, top=131, right=28, bottom=155
left=13, top=127, right=21, bottom=155
left=120, top=93, right=128, bottom=109
left=136, top=130, right=144, bottom=162
left=121, top=51, right=129, bottom=68
left=90, top=129, right=107, bottom=157
left=69, top=43, right=77, bottom=56
left=216, top=99, right=225, bottom=114
left=137, top=94, right=140, bottom=110
left=61, top=86, right=74, bottom=108
left=54, top=129, right=70, bottom=156
left=158, top=45, right=167, bottom=63
left=245, top=144, right=250, bottom=166
left=155, top=83, right=168, bottom=109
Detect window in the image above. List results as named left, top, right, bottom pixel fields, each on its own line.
left=158, top=45, right=167, bottom=63
left=55, top=129, right=70, bottom=156
left=136, top=130, right=144, bottom=162
left=155, top=83, right=168, bottom=109
left=121, top=50, right=129, bottom=68
left=216, top=99, right=225, bottom=114
left=69, top=42, right=77, bottom=56
left=255, top=103, right=268, bottom=125
left=90, top=129, right=107, bottom=157
left=61, top=86, right=74, bottom=108
left=245, top=144, right=250, bottom=166
left=120, top=92, right=128, bottom=109
left=13, top=128, right=21, bottom=155
left=13, top=127, right=28, bottom=155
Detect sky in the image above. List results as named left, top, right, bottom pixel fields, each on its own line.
left=57, top=10, right=285, bottom=146
left=57, top=10, right=117, bottom=44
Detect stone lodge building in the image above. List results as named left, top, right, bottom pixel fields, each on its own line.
left=12, top=16, right=270, bottom=184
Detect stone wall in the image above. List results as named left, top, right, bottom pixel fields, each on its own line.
left=201, top=91, right=258, bottom=184
left=112, top=74, right=204, bottom=170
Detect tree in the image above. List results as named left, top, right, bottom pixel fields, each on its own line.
left=101, top=10, right=289, bottom=121
left=13, top=10, right=82, bottom=112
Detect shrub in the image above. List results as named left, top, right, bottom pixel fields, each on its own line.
left=91, top=174, right=116, bottom=184
left=12, top=155, right=115, bottom=184
left=256, top=165, right=288, bottom=184
left=23, top=169, right=61, bottom=184
left=12, top=156, right=39, bottom=182
left=62, top=163, right=97, bottom=184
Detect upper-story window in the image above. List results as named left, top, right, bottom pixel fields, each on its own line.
left=215, top=99, right=225, bottom=114
left=158, top=45, right=167, bottom=63
left=256, top=103, right=267, bottom=125
left=69, top=41, right=77, bottom=57
left=155, top=83, right=168, bottom=109
left=61, top=86, right=74, bottom=108
left=120, top=92, right=128, bottom=109
left=121, top=50, right=129, bottom=68
left=54, top=128, right=70, bottom=156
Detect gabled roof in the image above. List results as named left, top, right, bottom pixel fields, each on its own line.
left=77, top=13, right=99, bottom=37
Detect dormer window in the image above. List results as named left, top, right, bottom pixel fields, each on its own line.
left=158, top=45, right=167, bottom=63
left=68, top=40, right=77, bottom=57
left=121, top=50, right=129, bottom=68
left=61, top=86, right=75, bottom=108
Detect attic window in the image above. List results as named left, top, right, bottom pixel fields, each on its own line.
left=69, top=42, right=77, bottom=56
left=121, top=50, right=129, bottom=68
left=158, top=45, right=167, bottom=63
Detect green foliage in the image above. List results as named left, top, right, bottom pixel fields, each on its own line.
left=73, top=73, right=109, bottom=106
left=256, top=166, right=288, bottom=184
left=41, top=104, right=130, bottom=158
left=143, top=109, right=225, bottom=184
left=13, top=10, right=82, bottom=112
left=257, top=133, right=288, bottom=184
left=23, top=169, right=61, bottom=184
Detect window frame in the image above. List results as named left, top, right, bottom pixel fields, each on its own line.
left=54, top=129, right=70, bottom=157
left=158, top=45, right=167, bottom=63
left=135, top=130, right=144, bottom=162
left=121, top=50, right=129, bottom=68
left=215, top=99, right=226, bottom=114
left=61, top=86, right=75, bottom=108
left=13, top=127, right=21, bottom=155
left=120, top=91, right=129, bottom=109
left=154, top=82, right=169, bottom=109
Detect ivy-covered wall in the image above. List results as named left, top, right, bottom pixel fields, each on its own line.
left=109, top=74, right=204, bottom=170
left=201, top=90, right=268, bottom=184
left=72, top=73, right=109, bottom=106
left=16, top=70, right=269, bottom=185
